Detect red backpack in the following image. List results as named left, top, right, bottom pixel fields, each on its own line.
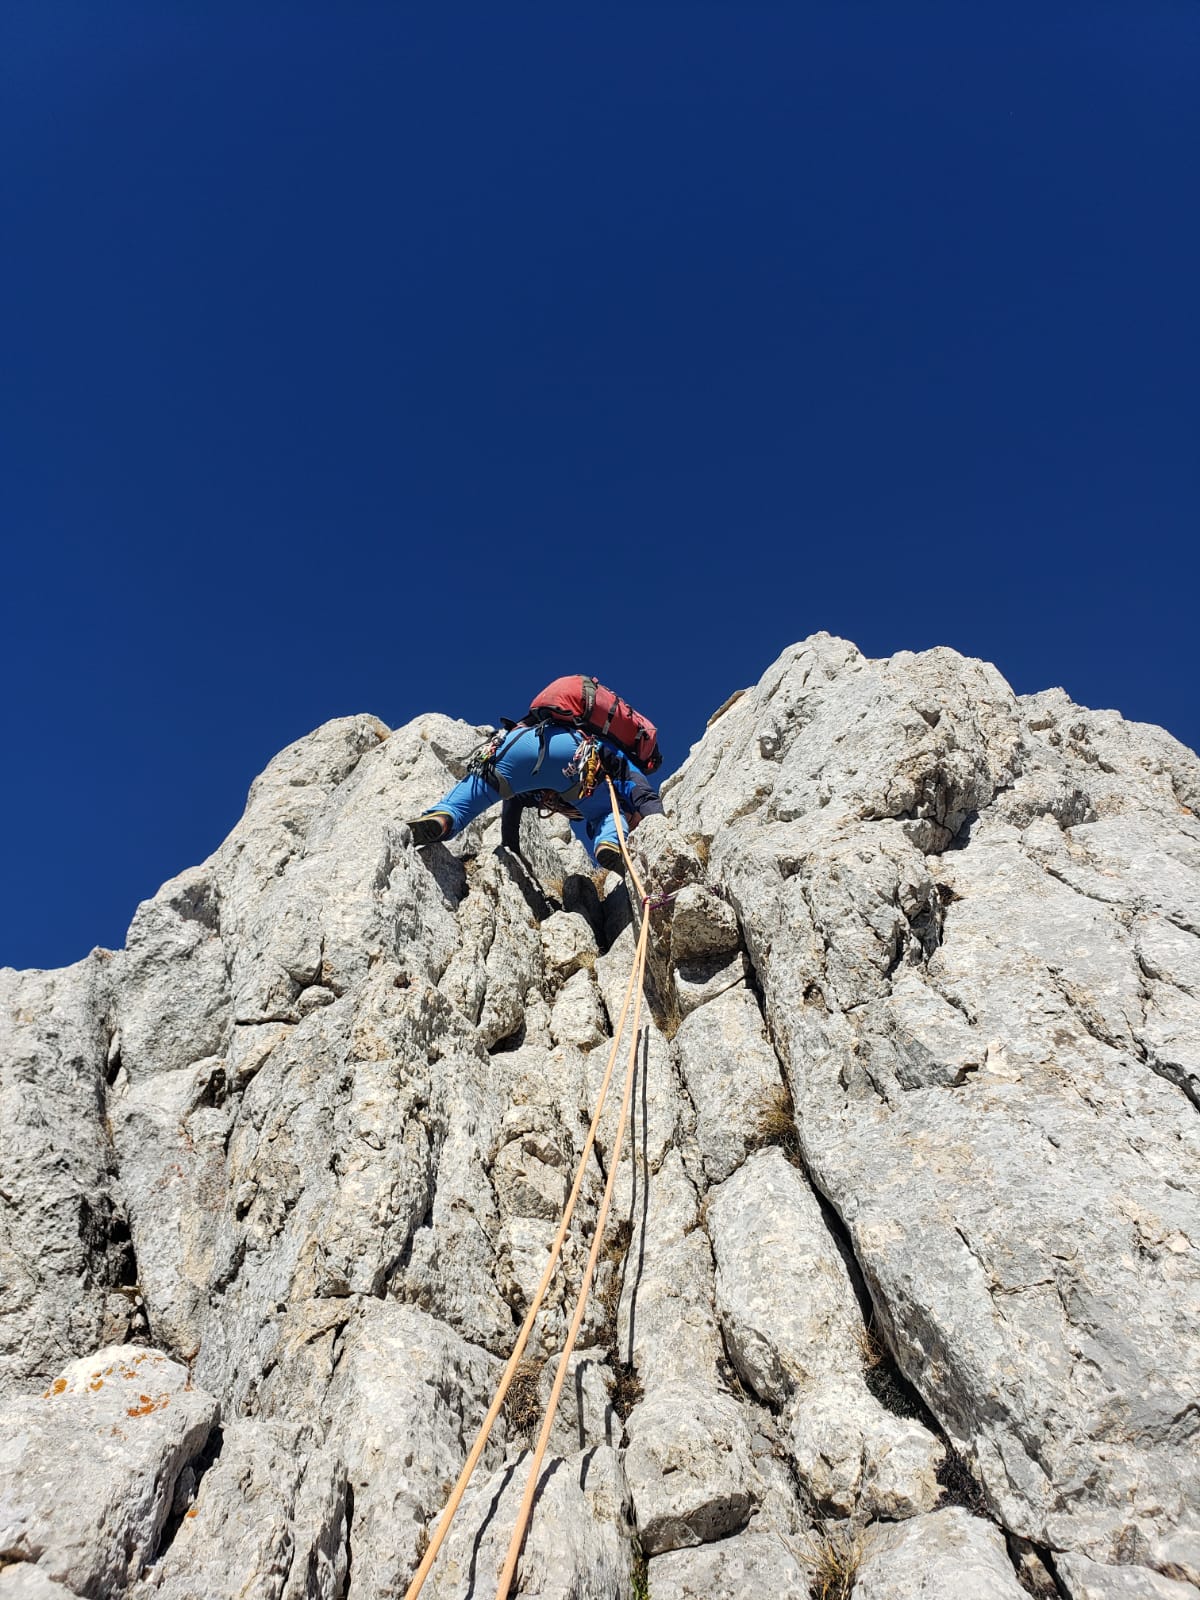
left=528, top=675, right=663, bottom=773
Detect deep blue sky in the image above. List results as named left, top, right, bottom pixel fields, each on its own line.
left=3, top=3, right=1197, bottom=969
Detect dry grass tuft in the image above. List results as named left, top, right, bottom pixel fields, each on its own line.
left=609, top=1360, right=644, bottom=1420
left=593, top=1219, right=633, bottom=1340
left=748, top=1082, right=803, bottom=1166
left=804, top=1524, right=865, bottom=1600
left=629, top=1538, right=651, bottom=1600
left=602, top=1218, right=633, bottom=1265
left=504, top=1357, right=545, bottom=1436
left=655, top=988, right=683, bottom=1043
left=856, top=1317, right=886, bottom=1372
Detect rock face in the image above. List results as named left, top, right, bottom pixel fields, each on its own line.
left=2, top=638, right=1198, bottom=1598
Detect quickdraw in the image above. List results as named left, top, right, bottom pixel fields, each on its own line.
left=466, top=729, right=508, bottom=781
left=562, top=734, right=605, bottom=800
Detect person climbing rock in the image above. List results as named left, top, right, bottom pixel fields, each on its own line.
left=407, top=675, right=664, bottom=872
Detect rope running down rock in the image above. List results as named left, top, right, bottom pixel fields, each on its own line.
left=404, top=777, right=655, bottom=1600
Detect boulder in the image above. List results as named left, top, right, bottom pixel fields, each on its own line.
left=0, top=1346, right=218, bottom=1597
left=621, top=1382, right=758, bottom=1555
left=855, top=1507, right=1026, bottom=1598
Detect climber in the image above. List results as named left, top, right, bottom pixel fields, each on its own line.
left=408, top=724, right=663, bottom=872
left=407, top=676, right=664, bottom=873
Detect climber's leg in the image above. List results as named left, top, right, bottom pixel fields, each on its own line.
left=578, top=792, right=625, bottom=871
left=409, top=768, right=496, bottom=842
left=409, top=811, right=453, bottom=845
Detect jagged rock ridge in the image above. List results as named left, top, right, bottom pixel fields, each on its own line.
left=1, top=634, right=1198, bottom=1599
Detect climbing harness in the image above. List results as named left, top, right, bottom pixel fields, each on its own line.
left=403, top=778, right=655, bottom=1600
left=474, top=720, right=629, bottom=812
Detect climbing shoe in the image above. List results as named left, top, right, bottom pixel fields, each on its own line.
left=409, top=813, right=451, bottom=846
left=595, top=842, right=624, bottom=874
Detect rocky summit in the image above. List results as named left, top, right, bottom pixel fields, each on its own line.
left=2, top=634, right=1198, bottom=1600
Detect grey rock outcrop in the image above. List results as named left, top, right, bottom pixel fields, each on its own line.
left=2, top=636, right=1198, bottom=1598
left=707, top=1147, right=943, bottom=1520
left=130, top=1420, right=348, bottom=1600
left=0, top=958, right=135, bottom=1394
left=667, top=634, right=1200, bottom=1578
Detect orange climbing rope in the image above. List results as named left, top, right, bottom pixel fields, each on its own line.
left=404, top=778, right=653, bottom=1600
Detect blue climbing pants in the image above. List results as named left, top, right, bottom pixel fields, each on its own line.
left=424, top=726, right=626, bottom=860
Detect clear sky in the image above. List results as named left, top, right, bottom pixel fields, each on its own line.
left=3, top=3, right=1197, bottom=970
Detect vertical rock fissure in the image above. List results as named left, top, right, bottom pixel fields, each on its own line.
left=151, top=1422, right=226, bottom=1569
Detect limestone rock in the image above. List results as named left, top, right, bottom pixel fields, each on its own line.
left=706, top=1144, right=873, bottom=1325
left=673, top=948, right=754, bottom=1019
left=0, top=1346, right=218, bottom=1597
left=855, top=1507, right=1026, bottom=1598
left=667, top=883, right=741, bottom=964
left=671, top=637, right=1200, bottom=1567
left=549, top=966, right=607, bottom=1049
left=626, top=815, right=704, bottom=900
left=0, top=957, right=134, bottom=1398
left=621, top=1382, right=758, bottom=1555
left=1055, top=1555, right=1200, bottom=1600
left=424, top=1444, right=636, bottom=1600
left=648, top=1528, right=812, bottom=1598
left=6, top=640, right=1200, bottom=1595
left=319, top=1301, right=503, bottom=1599
left=112, top=865, right=230, bottom=1081
left=534, top=1350, right=618, bottom=1458
left=130, top=1420, right=348, bottom=1600
left=673, top=986, right=784, bottom=1184
left=617, top=1225, right=723, bottom=1393
left=539, top=910, right=599, bottom=981
left=0, top=1568, right=80, bottom=1599
left=707, top=1149, right=943, bottom=1516
left=592, top=932, right=687, bottom=1177
left=786, top=1379, right=944, bottom=1521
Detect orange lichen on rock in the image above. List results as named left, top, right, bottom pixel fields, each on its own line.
left=42, top=1377, right=68, bottom=1398
left=126, top=1393, right=171, bottom=1417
